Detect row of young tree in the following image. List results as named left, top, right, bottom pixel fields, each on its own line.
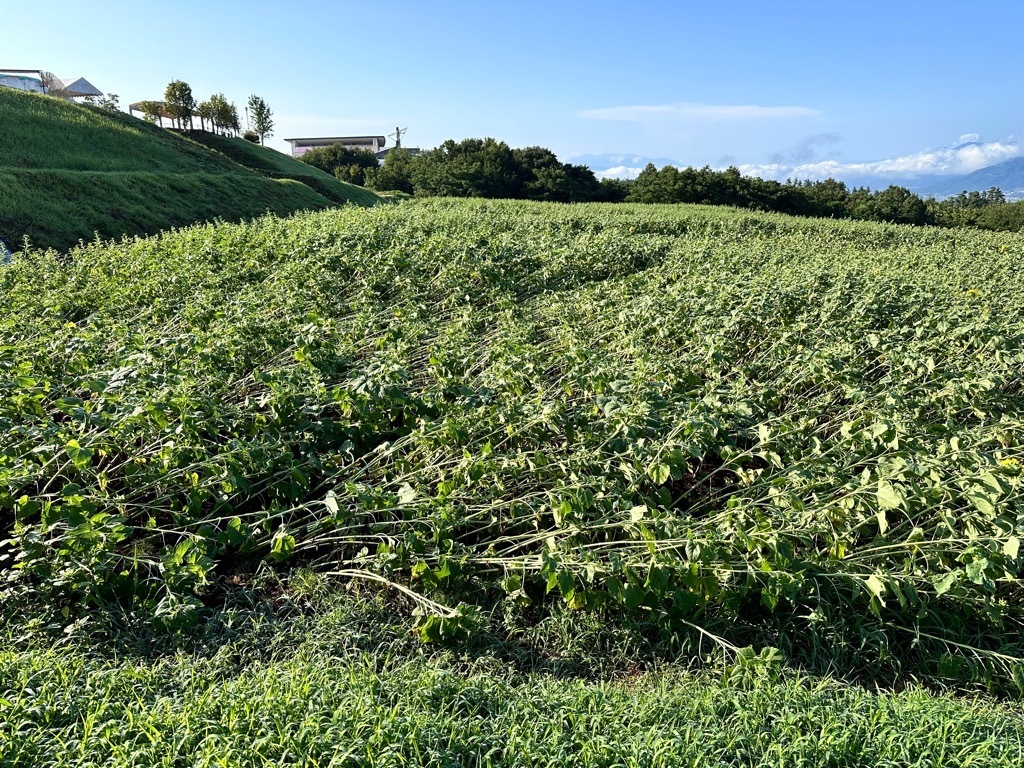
left=135, top=81, right=275, bottom=145
left=300, top=137, right=1023, bottom=232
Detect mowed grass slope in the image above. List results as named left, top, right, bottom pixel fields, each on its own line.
left=185, top=130, right=382, bottom=206
left=0, top=88, right=378, bottom=252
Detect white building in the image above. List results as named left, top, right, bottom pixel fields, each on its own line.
left=0, top=70, right=46, bottom=94
left=0, top=71, right=102, bottom=99
left=285, top=135, right=387, bottom=157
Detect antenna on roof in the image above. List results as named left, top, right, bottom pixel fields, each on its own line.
left=389, top=126, right=407, bottom=148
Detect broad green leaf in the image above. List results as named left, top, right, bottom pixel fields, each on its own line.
left=270, top=530, right=296, bottom=561
left=556, top=569, right=574, bottom=597
left=933, top=570, right=960, bottom=595
left=876, top=510, right=889, bottom=535
left=623, top=584, right=646, bottom=609
left=1003, top=536, right=1020, bottom=560
left=865, top=575, right=886, bottom=599
left=967, top=492, right=995, bottom=517
left=876, top=481, right=903, bottom=511
left=648, top=463, right=671, bottom=485
left=966, top=557, right=990, bottom=585
left=978, top=472, right=1003, bottom=496
left=65, top=439, right=95, bottom=471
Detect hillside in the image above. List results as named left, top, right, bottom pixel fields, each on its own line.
left=0, top=88, right=379, bottom=252
left=184, top=130, right=382, bottom=206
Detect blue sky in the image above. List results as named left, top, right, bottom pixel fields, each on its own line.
left=10, top=0, right=1023, bottom=179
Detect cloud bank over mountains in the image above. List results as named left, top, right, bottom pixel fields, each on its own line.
left=577, top=135, right=1022, bottom=191
left=738, top=135, right=1021, bottom=183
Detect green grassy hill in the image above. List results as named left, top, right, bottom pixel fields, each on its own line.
left=0, top=88, right=380, bottom=251
left=184, top=130, right=382, bottom=206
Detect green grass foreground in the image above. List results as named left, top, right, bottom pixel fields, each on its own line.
left=0, top=89, right=379, bottom=251
left=2, top=592, right=1023, bottom=768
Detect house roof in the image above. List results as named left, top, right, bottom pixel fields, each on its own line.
left=62, top=77, right=102, bottom=97
left=285, top=136, right=387, bottom=144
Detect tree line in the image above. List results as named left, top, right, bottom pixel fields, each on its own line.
left=622, top=163, right=1021, bottom=231
left=135, top=80, right=274, bottom=145
left=299, top=138, right=610, bottom=202
left=300, top=137, right=1023, bottom=232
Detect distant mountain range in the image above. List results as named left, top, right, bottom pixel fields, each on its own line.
left=913, top=157, right=1024, bottom=200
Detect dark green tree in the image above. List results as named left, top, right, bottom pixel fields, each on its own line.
left=136, top=100, right=165, bottom=126
left=196, top=97, right=217, bottom=131
left=366, top=147, right=417, bottom=193
left=595, top=177, right=632, bottom=202
left=627, top=164, right=682, bottom=203
left=164, top=80, right=196, bottom=129
left=411, top=138, right=521, bottom=198
left=867, top=185, right=929, bottom=225
left=512, top=146, right=600, bottom=202
left=299, top=145, right=380, bottom=186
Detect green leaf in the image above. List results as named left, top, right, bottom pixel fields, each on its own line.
left=865, top=575, right=886, bottom=599
left=978, top=472, right=1003, bottom=496
left=1003, top=536, right=1020, bottom=560
left=623, top=584, right=647, bottom=609
left=876, top=480, right=903, bottom=510
left=556, top=569, right=575, bottom=597
left=648, top=463, right=671, bottom=485
left=65, top=439, right=95, bottom=471
left=966, top=557, right=990, bottom=585
left=933, top=570, right=960, bottom=595
left=876, top=509, right=889, bottom=535
left=269, top=529, right=296, bottom=561
left=967, top=492, right=995, bottom=517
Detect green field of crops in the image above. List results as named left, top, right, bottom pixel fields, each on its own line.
left=2, top=198, right=1023, bottom=764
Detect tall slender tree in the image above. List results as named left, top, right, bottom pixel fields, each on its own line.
left=247, top=95, right=274, bottom=145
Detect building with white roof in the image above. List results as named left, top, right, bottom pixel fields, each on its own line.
left=285, top=135, right=387, bottom=157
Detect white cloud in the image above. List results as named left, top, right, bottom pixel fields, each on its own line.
left=740, top=137, right=1021, bottom=181
left=580, top=102, right=821, bottom=123
left=735, top=163, right=791, bottom=178
left=594, top=165, right=651, bottom=180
